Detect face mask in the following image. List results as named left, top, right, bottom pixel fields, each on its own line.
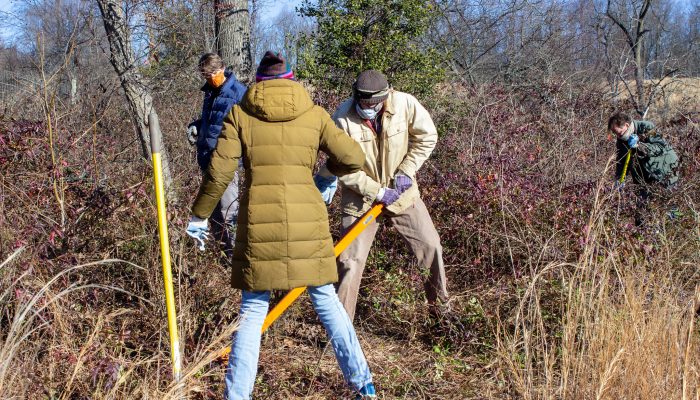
left=207, top=69, right=226, bottom=88
left=620, top=123, right=634, bottom=141
left=355, top=102, right=383, bottom=120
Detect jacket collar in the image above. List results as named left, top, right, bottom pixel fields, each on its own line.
left=382, top=90, right=396, bottom=116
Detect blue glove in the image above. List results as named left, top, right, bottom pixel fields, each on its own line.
left=394, top=173, right=412, bottom=194
left=186, top=216, right=209, bottom=251
left=377, top=187, right=400, bottom=206
left=313, top=174, right=338, bottom=205
left=627, top=134, right=639, bottom=149
left=613, top=181, right=625, bottom=191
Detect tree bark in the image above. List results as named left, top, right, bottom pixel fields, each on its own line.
left=95, top=0, right=178, bottom=204
left=605, top=0, right=653, bottom=117
left=215, top=0, right=253, bottom=82
left=633, top=32, right=645, bottom=116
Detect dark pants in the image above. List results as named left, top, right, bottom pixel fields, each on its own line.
left=210, top=171, right=239, bottom=258
left=633, top=186, right=652, bottom=227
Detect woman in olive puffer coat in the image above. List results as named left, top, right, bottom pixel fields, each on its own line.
left=187, top=52, right=377, bottom=400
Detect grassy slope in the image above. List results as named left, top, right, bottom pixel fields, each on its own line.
left=0, top=80, right=698, bottom=399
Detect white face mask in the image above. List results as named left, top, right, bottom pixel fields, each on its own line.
left=620, top=123, right=634, bottom=141
left=355, top=102, right=383, bottom=120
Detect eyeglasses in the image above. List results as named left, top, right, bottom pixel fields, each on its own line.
left=199, top=68, right=223, bottom=79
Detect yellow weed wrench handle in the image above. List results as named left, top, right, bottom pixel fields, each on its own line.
left=219, top=203, right=384, bottom=358
left=619, top=150, right=631, bottom=184
left=149, top=112, right=182, bottom=381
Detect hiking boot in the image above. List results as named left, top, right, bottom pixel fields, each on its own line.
left=428, top=298, right=455, bottom=320
left=355, top=383, right=376, bottom=399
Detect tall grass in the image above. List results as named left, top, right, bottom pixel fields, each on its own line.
left=0, top=248, right=240, bottom=399
left=494, top=174, right=700, bottom=399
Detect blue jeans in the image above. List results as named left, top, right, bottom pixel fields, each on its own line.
left=225, top=284, right=373, bottom=400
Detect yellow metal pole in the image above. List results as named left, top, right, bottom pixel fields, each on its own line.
left=219, top=203, right=384, bottom=358
left=149, top=112, right=182, bottom=381
left=619, top=150, right=631, bottom=184
left=332, top=204, right=384, bottom=259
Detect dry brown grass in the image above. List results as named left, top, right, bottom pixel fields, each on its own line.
left=493, top=169, right=700, bottom=399
left=653, top=78, right=700, bottom=111
left=609, top=77, right=700, bottom=121
left=0, top=249, right=242, bottom=399
left=1, top=78, right=698, bottom=398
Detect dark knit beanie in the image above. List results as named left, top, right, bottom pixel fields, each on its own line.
left=256, top=51, right=294, bottom=82
left=353, top=70, right=389, bottom=104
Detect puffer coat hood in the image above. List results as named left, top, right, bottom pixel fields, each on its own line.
left=240, top=79, right=314, bottom=122
left=192, top=79, right=366, bottom=291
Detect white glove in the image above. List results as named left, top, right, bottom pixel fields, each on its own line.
left=187, top=123, right=198, bottom=146
left=186, top=216, right=209, bottom=251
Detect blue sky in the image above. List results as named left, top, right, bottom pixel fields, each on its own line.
left=1, top=0, right=695, bottom=44
left=0, top=0, right=304, bottom=43
left=260, top=0, right=304, bottom=23
left=0, top=0, right=14, bottom=42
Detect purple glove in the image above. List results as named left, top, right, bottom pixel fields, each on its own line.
left=394, top=173, right=413, bottom=194
left=378, top=188, right=400, bottom=206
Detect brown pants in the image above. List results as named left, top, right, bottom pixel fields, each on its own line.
left=336, top=197, right=449, bottom=321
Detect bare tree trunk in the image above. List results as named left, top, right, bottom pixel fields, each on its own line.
left=95, top=0, right=178, bottom=204
left=633, top=34, right=645, bottom=114
left=633, top=0, right=651, bottom=116
left=215, top=0, right=253, bottom=82
left=606, top=0, right=653, bottom=117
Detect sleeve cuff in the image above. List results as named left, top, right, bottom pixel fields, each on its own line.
left=397, top=162, right=417, bottom=178
left=375, top=187, right=386, bottom=201
left=318, top=164, right=335, bottom=178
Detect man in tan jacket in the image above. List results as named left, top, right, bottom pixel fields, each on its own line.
left=317, top=70, right=449, bottom=320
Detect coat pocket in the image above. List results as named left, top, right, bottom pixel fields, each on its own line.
left=351, top=125, right=374, bottom=142
left=386, top=116, right=407, bottom=141
left=386, top=121, right=408, bottom=154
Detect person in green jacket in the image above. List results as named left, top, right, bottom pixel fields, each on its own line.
left=609, top=111, right=679, bottom=187
left=186, top=52, right=377, bottom=399
left=608, top=111, right=680, bottom=223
